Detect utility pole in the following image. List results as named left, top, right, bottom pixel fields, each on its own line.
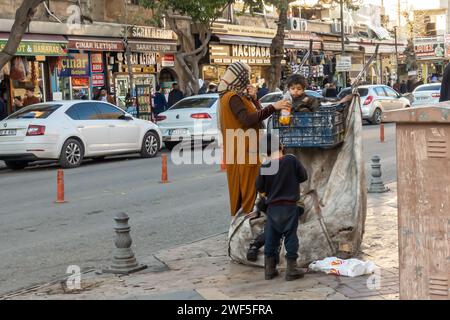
left=394, top=26, right=399, bottom=82
left=340, top=0, right=347, bottom=88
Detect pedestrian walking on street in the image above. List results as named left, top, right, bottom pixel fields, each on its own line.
left=97, top=87, right=115, bottom=105
left=400, top=80, right=407, bottom=94
left=440, top=63, right=450, bottom=102
left=218, top=61, right=289, bottom=216
left=153, top=85, right=168, bottom=115
left=257, top=83, right=269, bottom=100
left=168, top=83, right=184, bottom=107
left=256, top=133, right=308, bottom=281
left=0, top=94, right=7, bottom=120
left=23, top=88, right=40, bottom=107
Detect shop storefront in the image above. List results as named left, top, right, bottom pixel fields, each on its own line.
left=413, top=36, right=446, bottom=82
left=284, top=31, right=327, bottom=86
left=0, top=33, right=67, bottom=115
left=52, top=36, right=124, bottom=102
left=207, top=23, right=276, bottom=86
left=114, top=26, right=177, bottom=120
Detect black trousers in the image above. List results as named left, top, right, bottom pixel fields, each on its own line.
left=264, top=205, right=301, bottom=260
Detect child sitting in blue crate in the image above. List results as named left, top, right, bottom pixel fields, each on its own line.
left=284, top=75, right=320, bottom=113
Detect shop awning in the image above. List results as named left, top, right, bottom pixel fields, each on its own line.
left=369, top=26, right=393, bottom=40
left=216, top=34, right=273, bottom=47
left=67, top=36, right=124, bottom=52
left=0, top=33, right=67, bottom=56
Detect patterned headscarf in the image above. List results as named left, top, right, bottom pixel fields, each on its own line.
left=218, top=62, right=251, bottom=98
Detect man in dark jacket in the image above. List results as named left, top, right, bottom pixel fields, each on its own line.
left=257, top=83, right=269, bottom=100
left=440, top=63, right=450, bottom=102
left=153, top=85, right=168, bottom=115
left=0, top=96, right=7, bottom=120
left=168, top=83, right=184, bottom=107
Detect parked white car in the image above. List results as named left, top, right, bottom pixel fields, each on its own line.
left=412, top=83, right=441, bottom=107
left=0, top=101, right=162, bottom=170
left=156, top=94, right=219, bottom=150
left=339, top=85, right=411, bottom=124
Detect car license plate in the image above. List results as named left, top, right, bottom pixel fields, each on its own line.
left=0, top=129, right=17, bottom=136
left=170, top=129, right=189, bottom=136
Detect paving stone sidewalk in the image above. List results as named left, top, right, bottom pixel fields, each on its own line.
left=4, top=183, right=400, bottom=300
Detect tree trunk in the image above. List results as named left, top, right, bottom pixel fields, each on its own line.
left=0, top=0, right=44, bottom=70
left=268, top=1, right=288, bottom=92
left=166, top=14, right=211, bottom=96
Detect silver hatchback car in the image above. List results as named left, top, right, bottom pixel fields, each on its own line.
left=338, top=85, right=411, bottom=124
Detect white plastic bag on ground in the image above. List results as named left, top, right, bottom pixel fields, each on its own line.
left=308, top=257, right=376, bottom=277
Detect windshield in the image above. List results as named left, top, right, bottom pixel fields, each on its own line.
left=260, top=94, right=283, bottom=103
left=169, top=97, right=217, bottom=110
left=7, top=104, right=62, bottom=119
left=414, top=84, right=441, bottom=92
left=338, top=88, right=369, bottom=98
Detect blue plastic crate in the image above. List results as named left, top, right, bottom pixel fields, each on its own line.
left=272, top=106, right=345, bottom=148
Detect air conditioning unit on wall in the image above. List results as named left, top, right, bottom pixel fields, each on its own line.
left=288, top=17, right=302, bottom=31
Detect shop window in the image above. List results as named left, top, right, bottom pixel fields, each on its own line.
left=67, top=103, right=102, bottom=120
left=96, top=103, right=124, bottom=120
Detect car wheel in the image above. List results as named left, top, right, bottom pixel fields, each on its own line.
left=5, top=161, right=29, bottom=170
left=60, top=139, right=84, bottom=168
left=370, top=108, right=382, bottom=125
left=141, top=131, right=160, bottom=158
left=164, top=141, right=179, bottom=151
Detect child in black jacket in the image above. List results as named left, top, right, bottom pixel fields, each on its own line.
left=256, top=133, right=308, bottom=281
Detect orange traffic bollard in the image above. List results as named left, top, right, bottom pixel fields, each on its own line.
left=380, top=123, right=385, bottom=143
left=160, top=154, right=169, bottom=183
left=56, top=169, right=66, bottom=203
left=220, top=159, right=226, bottom=172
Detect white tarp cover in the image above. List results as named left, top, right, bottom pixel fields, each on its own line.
left=228, top=95, right=367, bottom=267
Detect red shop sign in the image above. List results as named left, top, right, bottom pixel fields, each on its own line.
left=91, top=53, right=104, bottom=73
left=92, top=74, right=105, bottom=87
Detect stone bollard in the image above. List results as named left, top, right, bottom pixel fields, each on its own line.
left=368, top=156, right=390, bottom=193
left=103, top=212, right=147, bottom=274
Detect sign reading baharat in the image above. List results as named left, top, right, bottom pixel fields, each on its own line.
left=0, top=41, right=67, bottom=56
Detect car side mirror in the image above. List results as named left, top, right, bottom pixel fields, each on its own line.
left=120, top=114, right=133, bottom=121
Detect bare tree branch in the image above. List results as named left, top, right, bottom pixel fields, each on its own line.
left=0, top=0, right=45, bottom=69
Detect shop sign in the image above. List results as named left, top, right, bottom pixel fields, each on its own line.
left=287, top=32, right=322, bottom=42
left=92, top=74, right=105, bottom=87
left=129, top=42, right=177, bottom=53
left=231, top=45, right=271, bottom=58
left=210, top=44, right=271, bottom=65
left=130, top=52, right=157, bottom=65
left=444, top=34, right=450, bottom=58
left=336, top=55, right=352, bottom=72
left=0, top=40, right=67, bottom=56
left=68, top=39, right=124, bottom=52
left=71, top=77, right=90, bottom=87
left=413, top=36, right=445, bottom=59
left=162, top=54, right=175, bottom=67
left=91, top=53, right=104, bottom=73
left=59, top=53, right=89, bottom=77
left=212, top=23, right=276, bottom=39
left=130, top=26, right=177, bottom=40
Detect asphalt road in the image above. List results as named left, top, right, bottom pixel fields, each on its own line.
left=0, top=123, right=397, bottom=296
